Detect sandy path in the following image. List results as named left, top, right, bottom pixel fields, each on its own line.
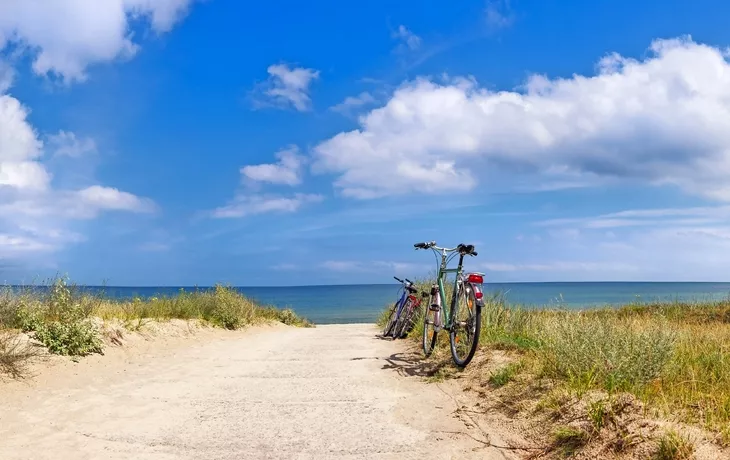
left=0, top=324, right=516, bottom=460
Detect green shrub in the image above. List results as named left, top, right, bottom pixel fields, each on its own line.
left=207, top=285, right=245, bottom=329
left=17, top=279, right=103, bottom=357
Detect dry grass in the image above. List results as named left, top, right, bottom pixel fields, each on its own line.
left=653, top=430, right=695, bottom=460
left=0, top=329, right=39, bottom=379
left=0, top=278, right=312, bottom=375
left=384, top=283, right=730, bottom=453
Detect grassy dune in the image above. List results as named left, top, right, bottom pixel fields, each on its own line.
left=383, top=280, right=730, bottom=452
left=0, top=278, right=311, bottom=376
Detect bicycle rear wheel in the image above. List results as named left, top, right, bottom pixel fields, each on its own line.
left=391, top=298, right=413, bottom=339
left=382, top=302, right=398, bottom=337
left=422, top=295, right=439, bottom=356
left=449, top=284, right=481, bottom=367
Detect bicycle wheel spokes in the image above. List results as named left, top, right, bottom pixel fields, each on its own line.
left=382, top=303, right=398, bottom=337
left=449, top=286, right=481, bottom=367
left=422, top=297, right=439, bottom=356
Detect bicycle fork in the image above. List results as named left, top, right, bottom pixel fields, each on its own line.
left=428, top=284, right=443, bottom=331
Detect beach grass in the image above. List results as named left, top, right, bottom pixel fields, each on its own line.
left=383, top=280, right=730, bottom=436
left=0, top=278, right=312, bottom=368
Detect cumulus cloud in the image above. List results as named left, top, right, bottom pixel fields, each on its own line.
left=212, top=193, right=323, bottom=219
left=0, top=0, right=198, bottom=82
left=47, top=130, right=97, bottom=158
left=313, top=37, right=730, bottom=201
left=0, top=93, right=154, bottom=256
left=241, top=146, right=306, bottom=186
left=253, top=64, right=320, bottom=111
left=0, top=1, right=193, bottom=260
left=392, top=25, right=421, bottom=51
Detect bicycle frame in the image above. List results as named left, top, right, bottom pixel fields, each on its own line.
left=391, top=277, right=419, bottom=325
left=426, top=246, right=484, bottom=331
left=394, top=288, right=409, bottom=319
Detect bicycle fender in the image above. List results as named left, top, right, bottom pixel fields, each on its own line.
left=467, top=282, right=485, bottom=308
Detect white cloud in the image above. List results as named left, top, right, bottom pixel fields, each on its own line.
left=254, top=64, right=319, bottom=112
left=0, top=92, right=154, bottom=256
left=313, top=37, right=730, bottom=201
left=75, top=185, right=156, bottom=213
left=241, top=146, right=306, bottom=186
left=47, top=130, right=97, bottom=157
left=320, top=260, right=425, bottom=273
left=392, top=25, right=421, bottom=51
left=0, top=0, right=198, bottom=82
left=480, top=261, right=636, bottom=273
left=329, top=92, right=377, bottom=115
left=485, top=0, right=514, bottom=30
left=538, top=205, right=730, bottom=229
left=0, top=1, right=185, bottom=261
left=138, top=242, right=171, bottom=252
left=271, top=263, right=298, bottom=271
left=212, top=193, right=323, bottom=219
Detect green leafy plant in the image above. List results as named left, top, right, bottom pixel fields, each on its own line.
left=17, top=278, right=103, bottom=357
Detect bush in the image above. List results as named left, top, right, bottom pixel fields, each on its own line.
left=207, top=285, right=246, bottom=329
left=17, top=279, right=103, bottom=357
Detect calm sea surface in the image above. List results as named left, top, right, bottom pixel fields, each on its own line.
left=24, top=282, right=730, bottom=324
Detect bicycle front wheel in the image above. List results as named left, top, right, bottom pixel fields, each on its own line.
left=422, top=295, right=439, bottom=356
left=449, top=285, right=481, bottom=367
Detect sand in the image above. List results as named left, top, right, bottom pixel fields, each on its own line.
left=0, top=323, right=518, bottom=460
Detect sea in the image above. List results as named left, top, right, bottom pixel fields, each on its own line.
left=29, top=282, right=730, bottom=324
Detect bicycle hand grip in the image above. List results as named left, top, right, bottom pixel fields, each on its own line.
left=393, top=276, right=404, bottom=283
left=405, top=278, right=413, bottom=285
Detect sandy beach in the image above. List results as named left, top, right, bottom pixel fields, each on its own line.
left=0, top=324, right=517, bottom=460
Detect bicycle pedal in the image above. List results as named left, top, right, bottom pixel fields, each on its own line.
left=429, top=305, right=441, bottom=311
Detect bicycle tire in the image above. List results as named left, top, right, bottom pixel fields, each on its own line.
left=449, top=285, right=481, bottom=367
left=422, top=294, right=438, bottom=356
left=396, top=299, right=419, bottom=339
left=391, top=298, right=413, bottom=339
left=382, top=302, right=398, bottom=337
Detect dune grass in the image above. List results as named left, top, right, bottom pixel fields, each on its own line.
left=384, top=280, right=730, bottom=436
left=0, top=278, right=312, bottom=371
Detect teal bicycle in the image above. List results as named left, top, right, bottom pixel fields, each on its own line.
left=414, top=241, right=484, bottom=367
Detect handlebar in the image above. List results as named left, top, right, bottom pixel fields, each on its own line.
left=414, top=241, right=478, bottom=256
left=393, top=276, right=414, bottom=285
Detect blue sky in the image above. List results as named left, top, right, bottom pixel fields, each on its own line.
left=2, top=0, right=730, bottom=286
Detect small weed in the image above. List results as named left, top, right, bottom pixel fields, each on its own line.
left=552, top=426, right=589, bottom=457
left=587, top=398, right=612, bottom=432
left=719, top=423, right=730, bottom=447
left=653, top=430, right=694, bottom=460
left=488, top=361, right=522, bottom=388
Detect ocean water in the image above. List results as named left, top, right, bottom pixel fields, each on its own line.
left=25, top=282, right=730, bottom=324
